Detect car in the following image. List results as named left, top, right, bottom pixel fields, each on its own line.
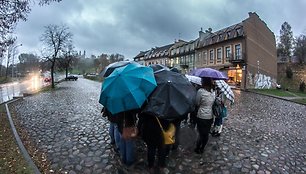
left=65, top=75, right=78, bottom=81
left=44, top=77, right=51, bottom=82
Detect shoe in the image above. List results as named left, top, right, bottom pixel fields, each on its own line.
left=212, top=132, right=221, bottom=137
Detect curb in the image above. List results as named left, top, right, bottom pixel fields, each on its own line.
left=5, top=98, right=41, bottom=174
left=246, top=90, right=306, bottom=106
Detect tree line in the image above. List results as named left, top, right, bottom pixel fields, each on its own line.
left=277, top=22, right=306, bottom=64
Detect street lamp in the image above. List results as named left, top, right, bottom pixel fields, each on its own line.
left=11, top=44, right=22, bottom=79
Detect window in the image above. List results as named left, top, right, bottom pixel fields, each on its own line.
left=235, top=44, right=241, bottom=60
left=236, top=28, right=242, bottom=35
left=190, top=54, right=194, bottom=64
left=225, top=46, right=231, bottom=61
left=203, top=51, right=207, bottom=64
left=197, top=52, right=201, bottom=63
left=209, top=49, right=214, bottom=63
left=227, top=31, right=231, bottom=38
left=219, top=34, right=222, bottom=41
left=217, top=48, right=222, bottom=62
left=180, top=56, right=184, bottom=64
left=185, top=55, right=189, bottom=65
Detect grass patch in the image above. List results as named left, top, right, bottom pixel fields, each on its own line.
left=250, top=89, right=296, bottom=97
left=292, top=98, right=306, bottom=105
left=292, top=91, right=306, bottom=97
left=83, top=75, right=103, bottom=82
left=0, top=105, right=33, bottom=174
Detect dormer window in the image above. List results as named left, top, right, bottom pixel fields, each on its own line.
left=227, top=31, right=231, bottom=38
left=236, top=28, right=242, bottom=35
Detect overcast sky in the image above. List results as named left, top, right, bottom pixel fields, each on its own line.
left=15, top=0, right=306, bottom=60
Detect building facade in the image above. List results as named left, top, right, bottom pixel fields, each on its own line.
left=134, top=12, right=277, bottom=89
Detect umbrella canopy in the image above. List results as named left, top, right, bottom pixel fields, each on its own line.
left=170, top=67, right=181, bottom=73
left=149, top=64, right=170, bottom=73
left=142, top=70, right=196, bottom=120
left=100, top=61, right=138, bottom=77
left=99, top=63, right=157, bottom=114
left=185, top=74, right=202, bottom=85
left=215, top=80, right=235, bottom=103
left=191, top=68, right=228, bottom=80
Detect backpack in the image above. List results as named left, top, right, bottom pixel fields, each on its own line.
left=212, top=97, right=224, bottom=118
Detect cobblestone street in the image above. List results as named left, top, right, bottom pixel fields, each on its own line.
left=13, top=78, right=306, bottom=174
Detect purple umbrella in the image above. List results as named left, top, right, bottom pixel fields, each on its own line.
left=190, top=68, right=228, bottom=80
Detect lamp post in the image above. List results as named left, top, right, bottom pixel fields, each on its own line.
left=257, top=60, right=260, bottom=74
left=11, top=44, right=22, bottom=79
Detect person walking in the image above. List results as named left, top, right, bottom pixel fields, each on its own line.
left=194, top=77, right=215, bottom=154
left=138, top=113, right=169, bottom=173
left=212, top=87, right=226, bottom=137
left=116, top=110, right=138, bottom=167
left=102, top=107, right=120, bottom=152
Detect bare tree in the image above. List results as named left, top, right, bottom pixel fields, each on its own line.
left=40, top=24, right=72, bottom=88
left=294, top=34, right=306, bottom=64
left=58, top=44, right=78, bottom=78
left=0, top=0, right=62, bottom=52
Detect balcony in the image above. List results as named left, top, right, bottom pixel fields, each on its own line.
left=228, top=53, right=245, bottom=63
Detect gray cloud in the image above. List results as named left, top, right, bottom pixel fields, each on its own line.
left=15, top=0, right=306, bottom=59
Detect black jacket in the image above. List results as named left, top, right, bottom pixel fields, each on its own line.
left=138, top=113, right=171, bottom=147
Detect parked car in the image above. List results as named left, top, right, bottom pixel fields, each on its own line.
left=65, top=75, right=78, bottom=81
left=44, top=77, right=51, bottom=82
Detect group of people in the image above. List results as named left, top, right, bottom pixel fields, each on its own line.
left=101, top=77, right=229, bottom=172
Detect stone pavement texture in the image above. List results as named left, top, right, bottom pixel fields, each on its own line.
left=13, top=78, right=306, bottom=174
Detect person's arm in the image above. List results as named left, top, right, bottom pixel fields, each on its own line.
left=195, top=89, right=202, bottom=107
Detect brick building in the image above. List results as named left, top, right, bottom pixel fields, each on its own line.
left=134, top=12, right=277, bottom=89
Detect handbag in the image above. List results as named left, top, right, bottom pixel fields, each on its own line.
left=155, top=117, right=176, bottom=145
left=122, top=114, right=138, bottom=140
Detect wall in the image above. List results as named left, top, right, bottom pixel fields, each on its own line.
left=243, top=12, right=277, bottom=89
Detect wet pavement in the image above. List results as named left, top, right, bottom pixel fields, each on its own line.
left=12, top=78, right=306, bottom=174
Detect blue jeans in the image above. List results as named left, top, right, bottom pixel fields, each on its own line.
left=109, top=123, right=121, bottom=150
left=214, top=117, right=223, bottom=126
left=119, top=137, right=135, bottom=166
left=109, top=123, right=115, bottom=143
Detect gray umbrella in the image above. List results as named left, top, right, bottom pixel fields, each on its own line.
left=100, top=61, right=138, bottom=77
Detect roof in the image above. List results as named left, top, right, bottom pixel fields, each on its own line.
left=197, top=22, right=244, bottom=48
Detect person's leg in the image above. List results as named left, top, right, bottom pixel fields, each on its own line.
left=125, top=139, right=135, bottom=166
left=119, top=137, right=126, bottom=164
left=212, top=117, right=222, bottom=135
left=172, top=121, right=181, bottom=150
left=199, top=119, right=213, bottom=152
left=157, top=145, right=167, bottom=168
left=114, top=124, right=121, bottom=151
left=109, top=122, right=115, bottom=144
left=195, top=118, right=205, bottom=153
left=147, top=145, right=156, bottom=168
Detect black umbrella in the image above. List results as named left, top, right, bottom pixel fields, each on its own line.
left=149, top=64, right=170, bottom=73
left=142, top=70, right=196, bottom=120
left=100, top=61, right=138, bottom=77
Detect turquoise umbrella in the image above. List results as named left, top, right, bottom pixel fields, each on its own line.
left=99, top=63, right=157, bottom=115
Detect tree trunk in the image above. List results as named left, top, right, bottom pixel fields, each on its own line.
left=65, top=67, right=68, bottom=78
left=51, top=61, right=55, bottom=88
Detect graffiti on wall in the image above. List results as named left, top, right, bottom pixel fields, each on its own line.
left=248, top=72, right=276, bottom=89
